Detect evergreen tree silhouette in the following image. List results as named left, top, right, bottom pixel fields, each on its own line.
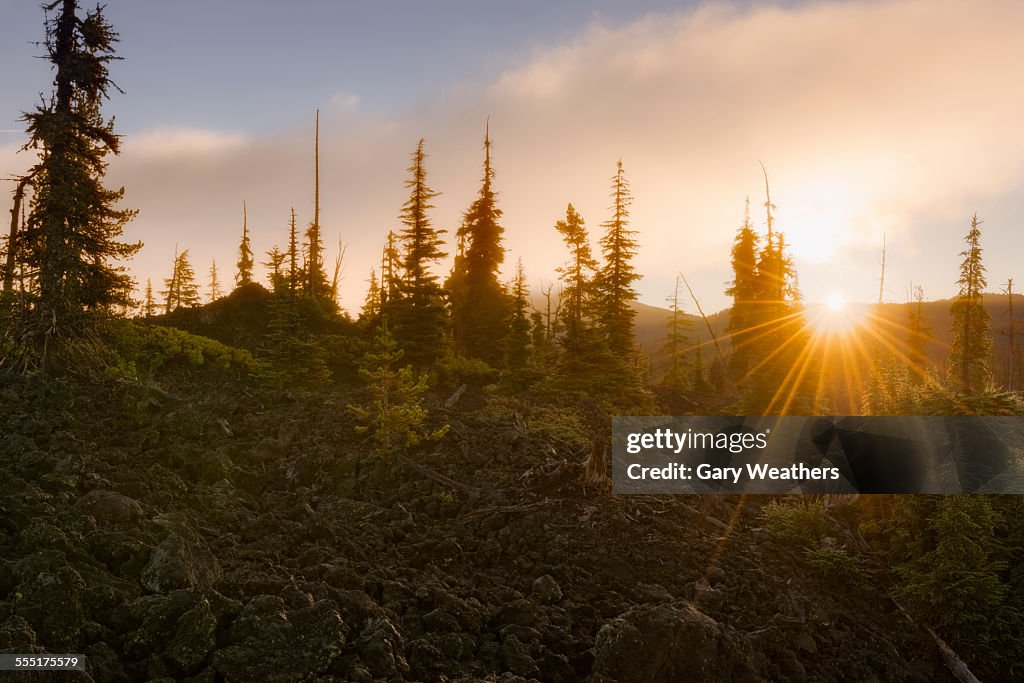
left=907, top=284, right=931, bottom=381
left=555, top=203, right=597, bottom=343
left=501, top=258, right=533, bottom=391
left=448, top=122, right=508, bottom=365
left=725, top=198, right=759, bottom=383
left=389, top=139, right=448, bottom=367
left=595, top=161, right=640, bottom=358
left=18, top=0, right=140, bottom=359
left=262, top=246, right=286, bottom=294
left=142, top=279, right=156, bottom=318
left=162, top=249, right=200, bottom=312
left=949, top=213, right=993, bottom=393
left=208, top=259, right=222, bottom=302
left=236, top=202, right=254, bottom=286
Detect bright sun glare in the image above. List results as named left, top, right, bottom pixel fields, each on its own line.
left=825, top=292, right=847, bottom=311
left=811, top=291, right=864, bottom=335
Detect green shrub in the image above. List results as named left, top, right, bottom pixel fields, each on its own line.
left=102, top=319, right=254, bottom=381
left=762, top=499, right=829, bottom=548
left=803, top=545, right=867, bottom=586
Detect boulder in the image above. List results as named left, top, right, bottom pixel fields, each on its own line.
left=593, top=602, right=759, bottom=682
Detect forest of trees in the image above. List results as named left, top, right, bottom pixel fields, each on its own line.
left=1, top=1, right=1023, bottom=679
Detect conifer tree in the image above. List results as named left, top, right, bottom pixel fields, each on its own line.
left=381, top=230, right=401, bottom=307
left=661, top=274, right=692, bottom=389
left=361, top=268, right=382, bottom=323
left=949, top=214, right=993, bottom=393
left=17, top=0, right=140, bottom=352
left=448, top=123, right=508, bottom=365
left=737, top=170, right=815, bottom=415
left=142, top=279, right=156, bottom=317
left=907, top=284, right=930, bottom=380
left=162, top=249, right=199, bottom=312
left=555, top=203, right=597, bottom=342
left=390, top=139, right=448, bottom=366
left=208, top=259, right=221, bottom=302
left=595, top=161, right=640, bottom=358
left=236, top=201, right=253, bottom=287
left=895, top=495, right=1007, bottom=652
left=263, top=291, right=330, bottom=389
left=501, top=259, right=533, bottom=390
left=349, top=320, right=448, bottom=459
left=263, top=247, right=286, bottom=294
left=725, top=198, right=759, bottom=382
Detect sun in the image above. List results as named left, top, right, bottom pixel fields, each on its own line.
left=809, top=292, right=863, bottom=335
left=825, top=292, right=847, bottom=312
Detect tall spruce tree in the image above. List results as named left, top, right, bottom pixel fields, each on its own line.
left=448, top=122, right=508, bottom=365
left=555, top=203, right=597, bottom=342
left=949, top=213, right=993, bottom=393
left=725, top=198, right=759, bottom=383
left=17, top=0, right=140, bottom=354
left=595, top=161, right=640, bottom=358
left=236, top=201, right=253, bottom=286
left=390, top=139, right=448, bottom=366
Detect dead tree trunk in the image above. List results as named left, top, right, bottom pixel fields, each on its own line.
left=4, top=175, right=33, bottom=307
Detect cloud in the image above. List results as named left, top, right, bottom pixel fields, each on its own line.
left=5, top=0, right=1024, bottom=313
left=127, top=128, right=249, bottom=159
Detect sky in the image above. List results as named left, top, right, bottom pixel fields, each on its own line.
left=2, top=0, right=1024, bottom=315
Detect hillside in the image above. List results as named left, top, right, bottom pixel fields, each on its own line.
left=0, top=369, right=955, bottom=682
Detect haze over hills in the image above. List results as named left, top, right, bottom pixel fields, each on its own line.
left=627, top=294, right=1024, bottom=383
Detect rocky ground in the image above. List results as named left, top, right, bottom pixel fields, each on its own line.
left=0, top=374, right=954, bottom=682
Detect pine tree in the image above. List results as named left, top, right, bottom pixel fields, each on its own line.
left=262, top=246, right=286, bottom=294
left=895, top=495, right=1007, bottom=655
left=390, top=139, right=448, bottom=366
left=142, top=279, right=156, bottom=317
left=949, top=214, right=993, bottom=394
left=349, top=320, right=448, bottom=459
left=17, top=0, right=140, bottom=353
left=737, top=171, right=815, bottom=415
left=501, top=258, right=533, bottom=391
left=725, top=198, right=759, bottom=383
left=448, top=122, right=508, bottom=365
left=263, top=291, right=330, bottom=389
left=208, top=259, right=222, bottom=302
left=381, top=230, right=401, bottom=307
left=907, top=284, right=931, bottom=380
left=360, top=268, right=382, bottom=323
left=595, top=161, right=640, bottom=358
left=555, top=203, right=597, bottom=342
left=236, top=201, right=253, bottom=287
left=161, top=249, right=200, bottom=312
left=661, top=274, right=692, bottom=389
